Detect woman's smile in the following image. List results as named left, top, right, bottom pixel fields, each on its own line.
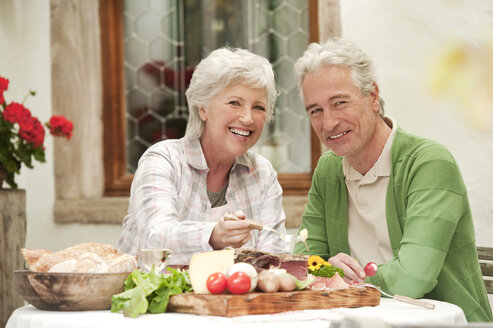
left=200, top=84, right=267, bottom=162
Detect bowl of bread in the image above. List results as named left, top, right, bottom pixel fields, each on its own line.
left=15, top=242, right=137, bottom=311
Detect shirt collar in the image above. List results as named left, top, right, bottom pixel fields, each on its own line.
left=183, top=135, right=254, bottom=171
left=343, top=116, right=398, bottom=182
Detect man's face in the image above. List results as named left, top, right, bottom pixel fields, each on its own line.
left=301, top=65, right=381, bottom=163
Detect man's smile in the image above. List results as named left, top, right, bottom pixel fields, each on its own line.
left=328, top=130, right=349, bottom=140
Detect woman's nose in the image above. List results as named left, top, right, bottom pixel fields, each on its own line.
left=239, top=107, right=254, bottom=124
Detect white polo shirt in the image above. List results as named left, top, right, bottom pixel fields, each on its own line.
left=343, top=117, right=397, bottom=266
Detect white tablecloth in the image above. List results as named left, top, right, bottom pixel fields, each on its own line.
left=6, top=298, right=467, bottom=328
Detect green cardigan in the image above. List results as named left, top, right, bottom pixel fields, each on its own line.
left=295, top=128, right=492, bottom=322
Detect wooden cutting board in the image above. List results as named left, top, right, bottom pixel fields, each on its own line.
left=167, top=286, right=380, bottom=317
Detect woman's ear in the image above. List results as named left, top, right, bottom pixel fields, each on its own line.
left=198, top=106, right=207, bottom=121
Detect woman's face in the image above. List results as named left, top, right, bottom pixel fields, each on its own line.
left=199, top=84, right=267, bottom=162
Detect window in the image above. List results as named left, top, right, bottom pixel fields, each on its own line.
left=100, top=0, right=320, bottom=197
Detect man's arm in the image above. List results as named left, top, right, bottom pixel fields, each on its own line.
left=367, top=149, right=467, bottom=298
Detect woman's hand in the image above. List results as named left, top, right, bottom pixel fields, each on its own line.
left=329, top=253, right=366, bottom=283
left=209, top=214, right=253, bottom=249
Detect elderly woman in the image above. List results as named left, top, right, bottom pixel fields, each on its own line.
left=118, top=48, right=288, bottom=264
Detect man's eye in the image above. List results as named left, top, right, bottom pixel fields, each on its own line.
left=309, top=108, right=322, bottom=115
left=334, top=100, right=347, bottom=107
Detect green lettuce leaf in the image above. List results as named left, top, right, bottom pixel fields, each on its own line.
left=111, top=267, right=192, bottom=318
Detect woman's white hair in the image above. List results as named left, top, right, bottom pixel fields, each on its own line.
left=294, top=37, right=385, bottom=116
left=185, top=48, right=278, bottom=138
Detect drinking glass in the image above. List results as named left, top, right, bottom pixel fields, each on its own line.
left=138, top=231, right=172, bottom=273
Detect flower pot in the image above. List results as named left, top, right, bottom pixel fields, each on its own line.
left=0, top=189, right=26, bottom=328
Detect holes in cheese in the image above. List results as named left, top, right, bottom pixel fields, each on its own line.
left=189, top=249, right=235, bottom=294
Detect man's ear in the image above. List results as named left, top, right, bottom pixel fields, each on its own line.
left=198, top=106, right=207, bottom=121
left=370, top=82, right=380, bottom=113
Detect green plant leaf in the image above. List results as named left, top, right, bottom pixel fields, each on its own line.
left=33, top=146, right=46, bottom=162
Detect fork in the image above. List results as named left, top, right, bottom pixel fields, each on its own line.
left=261, top=225, right=293, bottom=242
left=223, top=214, right=293, bottom=242
left=351, top=283, right=435, bottom=310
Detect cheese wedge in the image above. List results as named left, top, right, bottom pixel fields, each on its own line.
left=189, top=249, right=235, bottom=294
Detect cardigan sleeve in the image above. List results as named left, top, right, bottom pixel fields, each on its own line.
left=367, top=147, right=469, bottom=298
left=293, top=160, right=330, bottom=258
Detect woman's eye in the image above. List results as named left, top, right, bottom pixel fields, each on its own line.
left=254, top=105, right=266, bottom=111
left=229, top=100, right=240, bottom=106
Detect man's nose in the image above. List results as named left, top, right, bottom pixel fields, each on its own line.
left=322, top=109, right=338, bottom=131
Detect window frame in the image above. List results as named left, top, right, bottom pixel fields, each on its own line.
left=100, top=0, right=321, bottom=197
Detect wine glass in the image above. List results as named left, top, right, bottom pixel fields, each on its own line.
left=137, top=231, right=172, bottom=273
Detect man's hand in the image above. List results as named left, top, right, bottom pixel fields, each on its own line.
left=209, top=213, right=253, bottom=249
left=329, top=253, right=366, bottom=283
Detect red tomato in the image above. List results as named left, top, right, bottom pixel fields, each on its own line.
left=227, top=272, right=251, bottom=294
left=206, top=272, right=227, bottom=294
left=364, top=262, right=378, bottom=277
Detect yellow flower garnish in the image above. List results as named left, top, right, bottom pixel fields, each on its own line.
left=307, top=255, right=345, bottom=278
left=307, top=255, right=325, bottom=271
left=307, top=264, right=319, bottom=271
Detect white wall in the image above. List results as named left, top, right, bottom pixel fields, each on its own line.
left=339, top=0, right=493, bottom=247
left=1, top=0, right=492, bottom=251
left=0, top=0, right=122, bottom=251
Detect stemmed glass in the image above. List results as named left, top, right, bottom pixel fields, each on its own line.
left=137, top=231, right=172, bottom=274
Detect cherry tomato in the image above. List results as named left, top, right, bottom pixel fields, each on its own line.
left=364, top=262, right=378, bottom=277
left=206, top=272, right=227, bottom=294
left=227, top=271, right=251, bottom=294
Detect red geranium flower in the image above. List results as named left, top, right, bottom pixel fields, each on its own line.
left=0, top=76, right=9, bottom=92
left=2, top=102, right=31, bottom=124
left=19, top=117, right=45, bottom=148
left=0, top=75, right=74, bottom=189
left=0, top=77, right=9, bottom=106
left=47, top=115, right=74, bottom=140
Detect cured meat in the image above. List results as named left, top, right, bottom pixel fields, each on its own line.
left=250, top=254, right=281, bottom=271
left=280, top=260, right=307, bottom=280
left=234, top=249, right=309, bottom=281
left=235, top=250, right=267, bottom=263
left=308, top=272, right=349, bottom=290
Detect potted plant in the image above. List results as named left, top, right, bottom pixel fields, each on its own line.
left=0, top=75, right=74, bottom=326
left=0, top=75, right=73, bottom=189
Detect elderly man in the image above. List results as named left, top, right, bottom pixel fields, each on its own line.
left=293, top=38, right=492, bottom=322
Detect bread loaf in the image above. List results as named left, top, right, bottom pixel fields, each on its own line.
left=21, top=242, right=137, bottom=273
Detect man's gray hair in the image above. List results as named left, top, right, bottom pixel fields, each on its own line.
left=294, top=37, right=385, bottom=116
left=185, top=48, right=278, bottom=138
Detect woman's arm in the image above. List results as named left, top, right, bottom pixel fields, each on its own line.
left=120, top=144, right=216, bottom=264
left=255, top=165, right=289, bottom=253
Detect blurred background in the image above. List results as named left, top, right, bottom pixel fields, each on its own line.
left=1, top=0, right=492, bottom=252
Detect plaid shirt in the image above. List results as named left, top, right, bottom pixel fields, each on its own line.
left=118, top=136, right=288, bottom=264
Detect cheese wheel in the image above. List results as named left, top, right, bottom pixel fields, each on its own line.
left=189, top=249, right=235, bottom=294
